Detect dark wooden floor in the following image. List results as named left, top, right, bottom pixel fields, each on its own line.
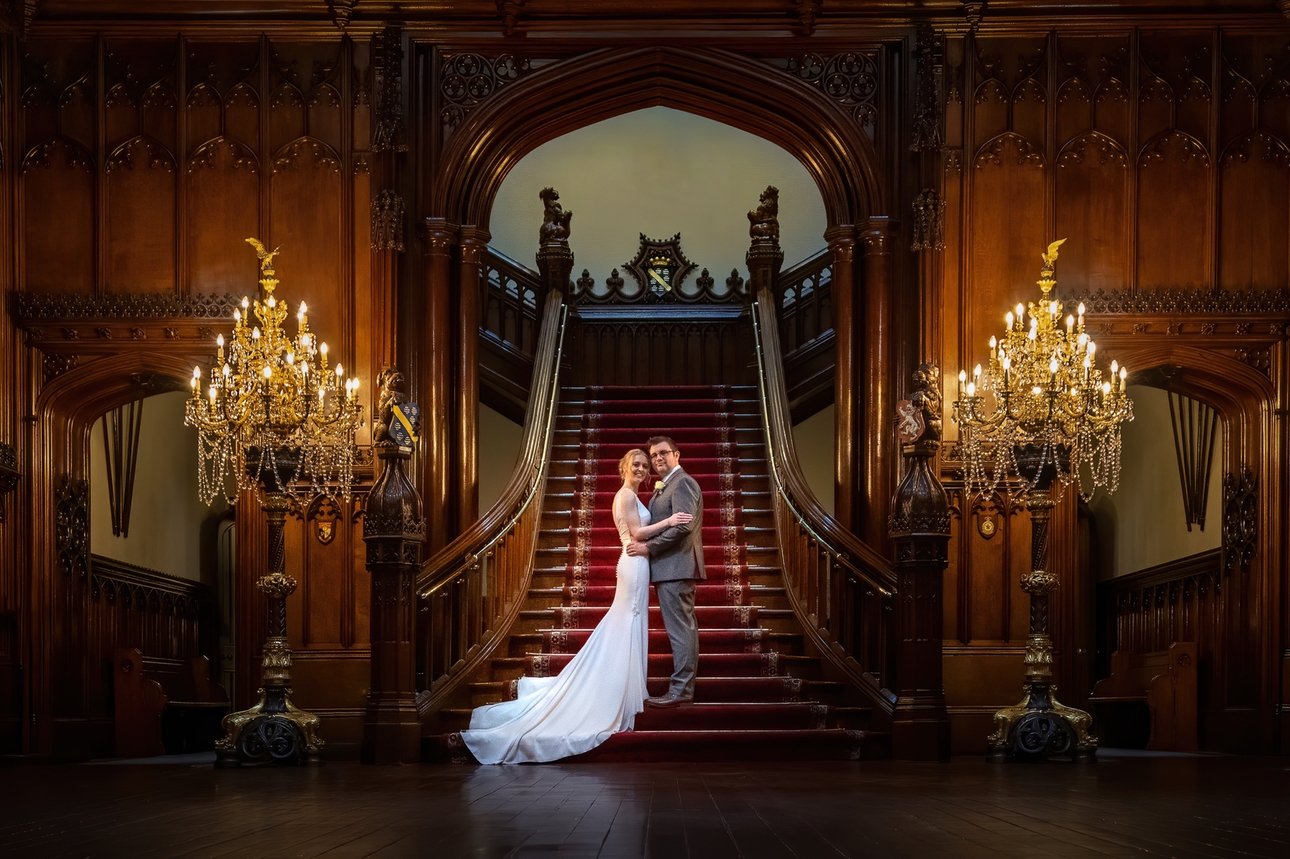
left=2, top=751, right=1288, bottom=858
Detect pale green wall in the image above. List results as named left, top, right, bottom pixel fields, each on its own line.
left=1089, top=384, right=1223, bottom=580
left=490, top=107, right=828, bottom=281
left=479, top=404, right=523, bottom=516
left=90, top=391, right=221, bottom=581
left=791, top=404, right=835, bottom=518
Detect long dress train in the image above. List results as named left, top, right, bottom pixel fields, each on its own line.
left=459, top=488, right=651, bottom=764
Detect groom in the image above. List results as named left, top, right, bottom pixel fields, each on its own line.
left=626, top=435, right=705, bottom=708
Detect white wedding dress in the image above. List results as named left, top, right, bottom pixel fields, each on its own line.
left=459, top=488, right=651, bottom=764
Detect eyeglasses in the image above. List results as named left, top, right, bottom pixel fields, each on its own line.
left=649, top=450, right=676, bottom=460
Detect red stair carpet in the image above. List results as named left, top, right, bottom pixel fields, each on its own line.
left=440, top=385, right=885, bottom=762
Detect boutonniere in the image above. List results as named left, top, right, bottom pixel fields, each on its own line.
left=654, top=481, right=665, bottom=491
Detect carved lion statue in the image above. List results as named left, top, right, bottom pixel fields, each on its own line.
left=910, top=363, right=942, bottom=443
left=539, top=187, right=573, bottom=245
left=373, top=367, right=407, bottom=444
left=747, top=185, right=780, bottom=240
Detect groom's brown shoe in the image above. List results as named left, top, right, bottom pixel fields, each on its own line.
left=645, top=693, right=693, bottom=708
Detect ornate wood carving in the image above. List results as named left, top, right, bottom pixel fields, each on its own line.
left=0, top=442, right=19, bottom=524
left=55, top=477, right=89, bottom=580
left=1222, top=468, right=1257, bottom=574
left=439, top=52, right=533, bottom=142
left=371, top=189, right=404, bottom=251
left=771, top=52, right=880, bottom=136
left=372, top=26, right=405, bottom=153
left=910, top=189, right=945, bottom=252
left=911, top=26, right=943, bottom=153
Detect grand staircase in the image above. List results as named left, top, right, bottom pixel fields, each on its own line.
left=432, top=384, right=888, bottom=762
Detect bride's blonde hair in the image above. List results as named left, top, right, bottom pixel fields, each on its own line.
left=618, top=448, right=647, bottom=482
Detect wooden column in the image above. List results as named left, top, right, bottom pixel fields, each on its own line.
left=362, top=373, right=425, bottom=765
left=861, top=218, right=896, bottom=549
left=888, top=364, right=951, bottom=761
left=420, top=218, right=457, bottom=553
left=455, top=227, right=488, bottom=532
left=826, top=225, right=858, bottom=532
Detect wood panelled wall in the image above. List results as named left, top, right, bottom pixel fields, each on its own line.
left=938, top=25, right=1290, bottom=753
left=4, top=6, right=1290, bottom=759
left=1, top=32, right=384, bottom=755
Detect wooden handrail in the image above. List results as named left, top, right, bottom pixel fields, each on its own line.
left=414, top=289, right=568, bottom=705
left=751, top=287, right=897, bottom=711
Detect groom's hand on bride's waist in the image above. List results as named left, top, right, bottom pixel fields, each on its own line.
left=625, top=541, right=649, bottom=557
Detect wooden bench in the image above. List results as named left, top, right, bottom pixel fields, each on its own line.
left=114, top=648, right=230, bottom=758
left=1088, top=641, right=1198, bottom=752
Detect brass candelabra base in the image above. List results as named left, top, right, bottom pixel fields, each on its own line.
left=985, top=476, right=1097, bottom=763
left=215, top=492, right=324, bottom=767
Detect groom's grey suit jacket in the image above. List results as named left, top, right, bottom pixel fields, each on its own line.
left=645, top=467, right=706, bottom=582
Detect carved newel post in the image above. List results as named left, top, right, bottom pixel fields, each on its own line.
left=745, top=186, right=784, bottom=302
left=362, top=368, right=426, bottom=764
left=888, top=365, right=952, bottom=761
left=215, top=449, right=324, bottom=767
left=536, top=187, right=574, bottom=303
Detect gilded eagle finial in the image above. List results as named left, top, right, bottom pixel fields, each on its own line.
left=246, top=237, right=281, bottom=274
left=1042, top=238, right=1066, bottom=267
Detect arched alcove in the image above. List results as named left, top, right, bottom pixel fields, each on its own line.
left=490, top=107, right=828, bottom=281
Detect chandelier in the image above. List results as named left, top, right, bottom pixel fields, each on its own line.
left=185, top=239, right=363, bottom=504
left=952, top=239, right=1134, bottom=500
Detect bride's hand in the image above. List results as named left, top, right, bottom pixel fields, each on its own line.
left=668, top=512, right=694, bottom=527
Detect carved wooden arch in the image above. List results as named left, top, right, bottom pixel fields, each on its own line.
left=1100, top=341, right=1271, bottom=466
left=37, top=352, right=198, bottom=450
left=1092, top=338, right=1282, bottom=743
left=430, top=45, right=888, bottom=229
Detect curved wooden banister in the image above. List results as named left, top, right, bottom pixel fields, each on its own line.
left=751, top=287, right=897, bottom=712
left=414, top=289, right=568, bottom=709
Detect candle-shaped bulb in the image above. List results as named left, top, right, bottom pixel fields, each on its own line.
left=1102, top=381, right=1111, bottom=394
left=989, top=335, right=997, bottom=351
left=1087, top=341, right=1096, bottom=358
left=252, top=327, right=261, bottom=340
left=234, top=308, right=241, bottom=322
left=263, top=366, right=272, bottom=379
left=351, top=378, right=359, bottom=392
left=267, top=295, right=276, bottom=308
left=320, top=342, right=328, bottom=357
left=959, top=369, right=967, bottom=383
left=216, top=334, right=224, bottom=348
left=966, top=381, right=976, bottom=397
left=241, top=297, right=250, bottom=309
left=973, top=364, right=982, bottom=379
left=286, top=352, right=295, bottom=364
left=1016, top=303, right=1025, bottom=322
left=1028, top=327, right=1037, bottom=341
left=1120, top=366, right=1128, bottom=381
left=1002, top=356, right=1012, bottom=372
left=1006, top=312, right=1014, bottom=329
left=1049, top=357, right=1059, bottom=375
left=1078, top=302, right=1086, bottom=317
left=209, top=385, right=217, bottom=402
left=299, top=301, right=307, bottom=316
left=1066, top=315, right=1074, bottom=334
left=223, top=363, right=231, bottom=377
left=1110, top=360, right=1118, bottom=376
left=1077, top=332, right=1088, bottom=348
left=1050, top=301, right=1059, bottom=316
left=193, top=366, right=201, bottom=379
left=190, top=376, right=198, bottom=390
left=335, top=363, right=344, bottom=377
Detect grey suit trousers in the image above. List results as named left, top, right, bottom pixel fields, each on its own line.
left=654, top=578, right=698, bottom=697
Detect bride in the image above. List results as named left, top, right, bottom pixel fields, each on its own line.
left=459, top=448, right=693, bottom=764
